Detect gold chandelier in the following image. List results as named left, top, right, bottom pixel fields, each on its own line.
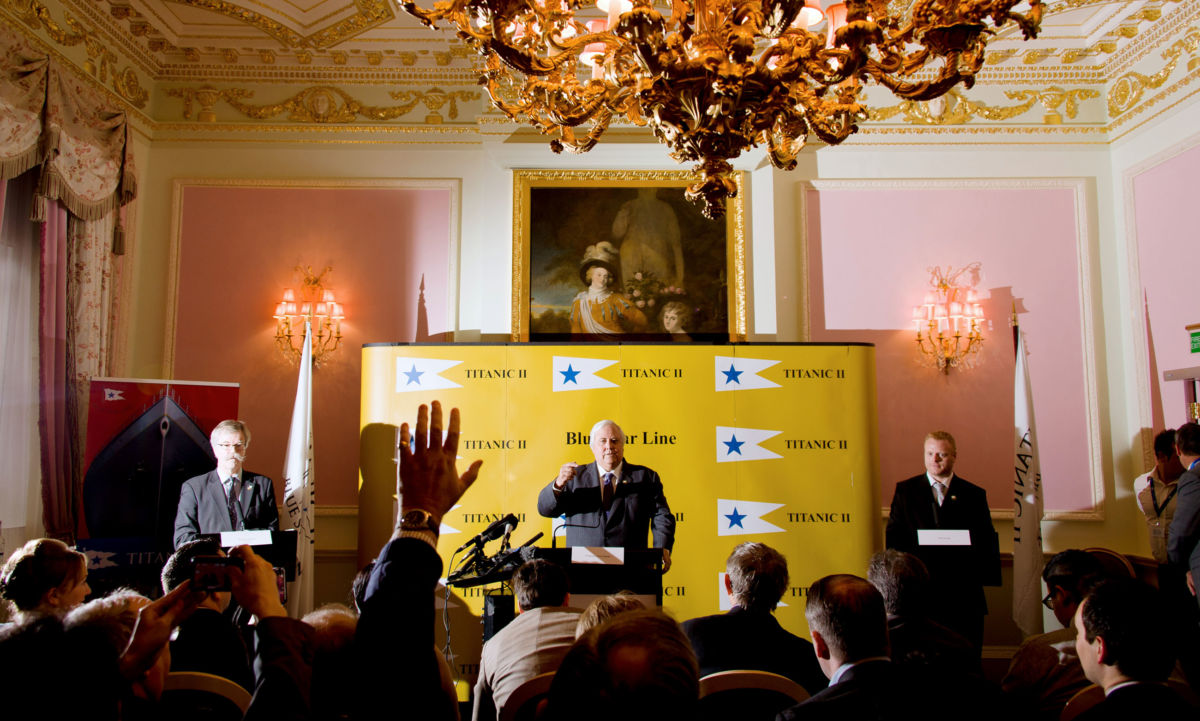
left=912, top=263, right=984, bottom=373
left=273, top=266, right=345, bottom=367
left=400, top=0, right=1043, bottom=217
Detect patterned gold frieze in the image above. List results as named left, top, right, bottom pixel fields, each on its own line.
left=1006, top=87, right=1100, bottom=123
left=868, top=88, right=1039, bottom=125
left=169, top=0, right=394, bottom=51
left=1108, top=26, right=1200, bottom=117
left=165, top=84, right=480, bottom=124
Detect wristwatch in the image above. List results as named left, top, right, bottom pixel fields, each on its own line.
left=399, top=508, right=439, bottom=535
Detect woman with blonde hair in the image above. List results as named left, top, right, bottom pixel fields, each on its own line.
left=0, top=538, right=90, bottom=624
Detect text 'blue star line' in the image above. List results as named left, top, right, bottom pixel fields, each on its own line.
left=403, top=365, right=424, bottom=385
left=723, top=435, right=745, bottom=455
left=725, top=508, right=747, bottom=528
left=722, top=364, right=743, bottom=384
left=560, top=364, right=580, bottom=384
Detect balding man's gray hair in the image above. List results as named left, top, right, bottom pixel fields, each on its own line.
left=590, top=419, right=624, bottom=443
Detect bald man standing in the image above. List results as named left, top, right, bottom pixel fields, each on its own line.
left=537, top=419, right=675, bottom=570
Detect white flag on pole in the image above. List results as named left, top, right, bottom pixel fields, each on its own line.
left=283, top=321, right=316, bottom=617
left=1012, top=329, right=1045, bottom=637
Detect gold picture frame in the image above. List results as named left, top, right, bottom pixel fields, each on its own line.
left=512, top=169, right=747, bottom=342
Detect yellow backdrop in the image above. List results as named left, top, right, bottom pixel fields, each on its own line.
left=359, top=343, right=879, bottom=688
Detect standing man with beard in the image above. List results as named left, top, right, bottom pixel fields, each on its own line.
left=538, top=419, right=675, bottom=571
left=173, top=419, right=280, bottom=548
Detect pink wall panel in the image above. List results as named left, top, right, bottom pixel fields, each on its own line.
left=1133, top=142, right=1200, bottom=429
left=808, top=186, right=1093, bottom=512
left=173, top=185, right=452, bottom=507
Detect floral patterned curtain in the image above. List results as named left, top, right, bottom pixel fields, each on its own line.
left=2, top=24, right=136, bottom=541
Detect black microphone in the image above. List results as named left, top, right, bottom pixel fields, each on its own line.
left=551, top=515, right=602, bottom=549
left=454, top=513, right=520, bottom=553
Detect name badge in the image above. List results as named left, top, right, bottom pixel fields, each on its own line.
left=221, top=529, right=273, bottom=546
left=572, top=547, right=626, bottom=565
left=918, top=529, right=972, bottom=546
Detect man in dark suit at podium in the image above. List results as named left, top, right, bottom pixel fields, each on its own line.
left=173, top=420, right=279, bottom=548
left=885, top=431, right=1000, bottom=651
left=537, top=419, right=675, bottom=570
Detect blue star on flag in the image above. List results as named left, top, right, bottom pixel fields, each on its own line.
left=723, top=434, right=745, bottom=455
left=560, top=364, right=580, bottom=384
left=403, top=364, right=424, bottom=385
left=721, top=364, right=743, bottom=384
left=725, top=507, right=747, bottom=528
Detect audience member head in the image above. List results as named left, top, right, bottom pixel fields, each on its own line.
left=867, top=549, right=931, bottom=618
left=350, top=561, right=375, bottom=613
left=546, top=609, right=699, bottom=721
left=161, top=538, right=229, bottom=612
left=576, top=591, right=645, bottom=637
left=1075, top=579, right=1176, bottom=689
left=1152, top=428, right=1185, bottom=481
left=512, top=559, right=569, bottom=612
left=66, top=589, right=170, bottom=702
left=724, top=542, right=789, bottom=613
left=1042, top=550, right=1106, bottom=628
left=0, top=538, right=90, bottom=621
left=303, top=603, right=359, bottom=721
left=805, top=574, right=888, bottom=677
left=1176, top=422, right=1200, bottom=461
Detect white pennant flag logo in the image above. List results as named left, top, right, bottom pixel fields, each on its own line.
left=552, top=356, right=618, bottom=392
left=715, top=426, right=783, bottom=462
left=395, top=358, right=463, bottom=392
left=714, top=356, right=781, bottom=391
left=717, top=498, right=786, bottom=536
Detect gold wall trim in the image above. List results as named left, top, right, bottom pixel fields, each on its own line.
left=1108, top=26, right=1200, bottom=117
left=168, top=0, right=395, bottom=50
left=163, top=84, right=479, bottom=124
left=867, top=86, right=1100, bottom=126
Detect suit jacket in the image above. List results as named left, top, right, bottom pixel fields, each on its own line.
left=885, top=474, right=1000, bottom=615
left=537, top=461, right=675, bottom=550
left=472, top=606, right=581, bottom=721
left=1074, top=682, right=1194, bottom=720
left=886, top=614, right=980, bottom=676
left=1167, top=467, right=1200, bottom=595
left=169, top=606, right=254, bottom=691
left=682, top=606, right=827, bottom=695
left=355, top=536, right=459, bottom=720
left=776, top=659, right=1004, bottom=721
left=173, top=470, right=280, bottom=548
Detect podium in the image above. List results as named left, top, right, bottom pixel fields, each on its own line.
left=533, top=547, right=664, bottom=606
left=479, top=546, right=663, bottom=641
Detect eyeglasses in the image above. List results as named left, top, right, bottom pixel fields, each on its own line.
left=1042, top=590, right=1056, bottom=610
left=215, top=443, right=246, bottom=450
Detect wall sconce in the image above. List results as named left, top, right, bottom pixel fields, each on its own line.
left=912, top=263, right=985, bottom=373
left=273, top=265, right=343, bottom=367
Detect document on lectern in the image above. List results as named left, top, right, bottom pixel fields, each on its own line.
left=917, top=529, right=972, bottom=546
left=571, top=547, right=626, bottom=565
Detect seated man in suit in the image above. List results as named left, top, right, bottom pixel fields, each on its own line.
left=777, top=574, right=1001, bottom=721
left=682, top=542, right=826, bottom=695
left=537, top=419, right=675, bottom=571
left=866, top=549, right=979, bottom=675
left=473, top=559, right=581, bottom=721
left=1001, top=549, right=1106, bottom=721
left=1074, top=579, right=1194, bottom=717
left=173, top=420, right=279, bottom=548
left=885, top=430, right=1000, bottom=650
left=160, top=538, right=253, bottom=691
